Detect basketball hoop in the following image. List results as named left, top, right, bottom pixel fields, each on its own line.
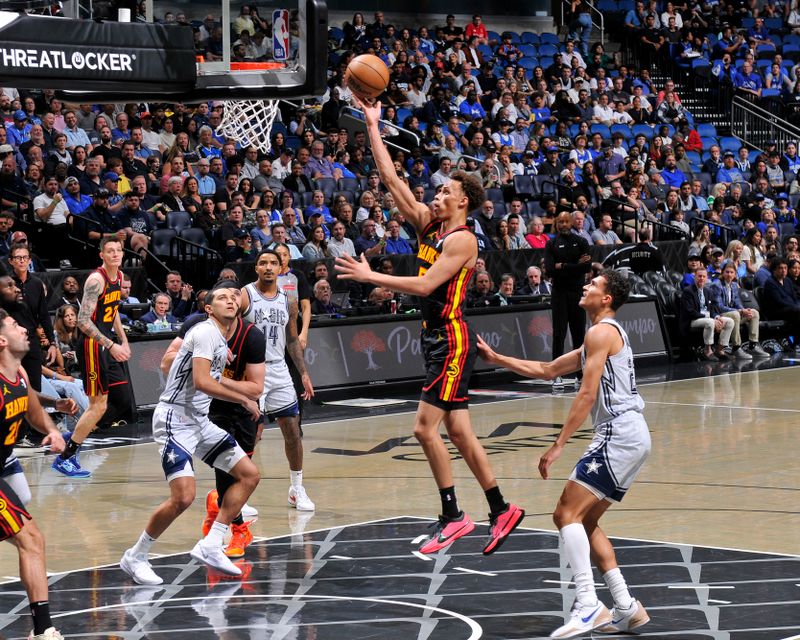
left=215, top=99, right=280, bottom=155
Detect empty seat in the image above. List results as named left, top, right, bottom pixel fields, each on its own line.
left=167, top=211, right=192, bottom=233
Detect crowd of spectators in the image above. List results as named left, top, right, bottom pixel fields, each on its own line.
left=0, top=3, right=798, bottom=347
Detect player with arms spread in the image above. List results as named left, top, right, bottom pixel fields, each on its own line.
left=52, top=237, right=131, bottom=478
left=120, top=285, right=263, bottom=584
left=476, top=270, right=651, bottom=638
left=336, top=97, right=524, bottom=555
left=0, top=309, right=67, bottom=639
left=241, top=249, right=315, bottom=511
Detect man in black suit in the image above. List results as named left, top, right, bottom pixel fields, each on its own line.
left=517, top=266, right=551, bottom=296
left=679, top=266, right=734, bottom=361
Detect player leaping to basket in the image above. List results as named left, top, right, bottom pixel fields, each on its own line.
left=335, top=97, right=524, bottom=556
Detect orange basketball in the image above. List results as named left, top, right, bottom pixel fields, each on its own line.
left=345, top=54, right=390, bottom=100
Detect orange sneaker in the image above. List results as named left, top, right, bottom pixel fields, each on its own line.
left=224, top=523, right=253, bottom=559
left=202, top=489, right=219, bottom=537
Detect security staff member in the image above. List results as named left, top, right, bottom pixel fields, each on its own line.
left=629, top=226, right=664, bottom=275
left=544, top=212, right=592, bottom=362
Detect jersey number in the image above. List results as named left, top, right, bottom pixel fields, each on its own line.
left=3, top=419, right=22, bottom=446
left=103, top=307, right=115, bottom=323
left=268, top=325, right=279, bottom=347
left=417, top=266, right=428, bottom=277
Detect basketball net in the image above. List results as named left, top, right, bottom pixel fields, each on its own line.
left=215, top=99, right=280, bottom=155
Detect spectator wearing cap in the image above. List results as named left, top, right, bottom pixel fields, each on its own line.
left=226, top=228, right=256, bottom=263
left=33, top=175, right=70, bottom=230
left=117, top=191, right=153, bottom=255
left=271, top=147, right=294, bottom=182
left=138, top=113, right=161, bottom=152
left=62, top=176, right=92, bottom=216
left=407, top=158, right=431, bottom=189
left=0, top=154, right=29, bottom=214
left=538, top=146, right=564, bottom=179
left=6, top=110, right=32, bottom=149
left=102, top=171, right=125, bottom=213
left=491, top=120, right=515, bottom=149
left=716, top=151, right=746, bottom=185
left=459, top=90, right=486, bottom=120
left=80, top=189, right=126, bottom=242
left=766, top=151, right=787, bottom=192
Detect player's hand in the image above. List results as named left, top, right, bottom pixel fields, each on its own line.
left=42, top=430, right=65, bottom=454
left=300, top=372, right=314, bottom=400
left=475, top=335, right=497, bottom=363
left=55, top=398, right=78, bottom=415
left=242, top=397, right=261, bottom=422
left=538, top=443, right=563, bottom=480
left=352, top=95, right=382, bottom=126
left=579, top=254, right=592, bottom=263
left=299, top=330, right=308, bottom=350
left=335, top=253, right=373, bottom=283
left=45, top=344, right=59, bottom=365
left=109, top=342, right=131, bottom=362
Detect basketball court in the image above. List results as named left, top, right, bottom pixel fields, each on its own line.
left=1, top=358, right=798, bottom=638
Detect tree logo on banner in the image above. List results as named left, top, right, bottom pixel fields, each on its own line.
left=351, top=330, right=386, bottom=370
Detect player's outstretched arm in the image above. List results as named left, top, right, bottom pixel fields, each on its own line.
left=336, top=231, right=473, bottom=296
left=477, top=335, right=582, bottom=380
left=538, top=324, right=614, bottom=479
left=355, top=96, right=431, bottom=232
left=161, top=336, right=183, bottom=375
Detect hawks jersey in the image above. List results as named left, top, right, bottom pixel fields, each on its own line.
left=89, top=267, right=122, bottom=340
left=159, top=319, right=228, bottom=417
left=0, top=372, right=28, bottom=468
left=243, top=283, right=289, bottom=362
left=580, top=318, right=645, bottom=428
left=416, top=221, right=475, bottom=329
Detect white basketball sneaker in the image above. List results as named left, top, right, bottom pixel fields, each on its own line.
left=550, top=602, right=612, bottom=639
left=240, top=502, right=258, bottom=524
left=288, top=485, right=315, bottom=511
left=596, top=600, right=650, bottom=634
left=190, top=539, right=242, bottom=576
left=120, top=549, right=163, bottom=586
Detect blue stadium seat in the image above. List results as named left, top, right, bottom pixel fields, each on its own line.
left=764, top=17, right=783, bottom=30
left=519, top=57, right=538, bottom=70
left=328, top=27, right=344, bottom=44
left=741, top=17, right=755, bottom=29
left=697, top=123, right=717, bottom=138
left=538, top=43, right=558, bottom=57
left=488, top=30, right=502, bottom=42
left=478, top=44, right=494, bottom=59
left=519, top=44, right=538, bottom=57
left=538, top=56, right=554, bottom=68
left=611, top=124, right=632, bottom=140
left=591, top=123, right=611, bottom=139
left=719, top=136, right=739, bottom=152
left=700, top=136, right=719, bottom=150
left=762, top=88, right=782, bottom=99
left=686, top=151, right=702, bottom=165
left=167, top=211, right=192, bottom=233
left=507, top=31, right=522, bottom=44
left=512, top=175, right=535, bottom=200
left=540, top=33, right=559, bottom=45
left=521, top=31, right=539, bottom=44
left=179, top=228, right=208, bottom=247
left=632, top=124, right=654, bottom=139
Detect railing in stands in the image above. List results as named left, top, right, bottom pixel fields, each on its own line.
left=169, top=235, right=223, bottom=288
left=339, top=106, right=421, bottom=154
left=731, top=96, right=800, bottom=154
left=689, top=217, right=737, bottom=249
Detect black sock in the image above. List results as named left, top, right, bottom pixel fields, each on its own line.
left=439, top=486, right=460, bottom=519
left=232, top=513, right=244, bottom=526
left=485, top=486, right=508, bottom=516
left=59, top=438, right=80, bottom=460
left=30, top=600, right=51, bottom=635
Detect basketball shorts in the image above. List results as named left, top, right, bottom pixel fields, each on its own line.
left=420, top=321, right=477, bottom=411
left=569, top=412, right=651, bottom=503
left=0, top=477, right=32, bottom=541
left=152, top=404, right=247, bottom=483
left=210, top=409, right=260, bottom=457
left=77, top=336, right=127, bottom=396
left=261, top=359, right=299, bottom=421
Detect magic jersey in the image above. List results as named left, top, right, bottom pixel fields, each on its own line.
left=416, top=221, right=475, bottom=330
left=580, top=318, right=645, bottom=427
left=243, top=283, right=289, bottom=362
left=88, top=267, right=122, bottom=339
left=0, top=372, right=28, bottom=468
left=159, top=319, right=228, bottom=417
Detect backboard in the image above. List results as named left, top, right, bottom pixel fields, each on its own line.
left=0, top=0, right=327, bottom=103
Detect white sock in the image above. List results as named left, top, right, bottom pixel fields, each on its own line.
left=290, top=469, right=303, bottom=489
left=204, top=521, right=229, bottom=547
left=131, top=531, right=156, bottom=557
left=560, top=523, right=597, bottom=607
left=604, top=568, right=635, bottom=611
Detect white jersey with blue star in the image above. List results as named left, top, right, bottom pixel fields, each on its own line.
left=243, top=283, right=289, bottom=362
left=580, top=317, right=645, bottom=429
left=159, top=319, right=228, bottom=417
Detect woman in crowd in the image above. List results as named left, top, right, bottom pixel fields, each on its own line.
left=492, top=218, right=513, bottom=251
left=525, top=216, right=550, bottom=249
left=67, top=145, right=88, bottom=180
left=302, top=225, right=330, bottom=261
left=54, top=304, right=81, bottom=377
left=689, top=222, right=712, bottom=256
left=356, top=190, right=376, bottom=223
left=279, top=190, right=305, bottom=224
left=195, top=196, right=222, bottom=240
left=742, top=227, right=766, bottom=274
left=238, top=177, right=261, bottom=212
left=723, top=240, right=749, bottom=280
left=250, top=209, right=273, bottom=252
left=788, top=258, right=800, bottom=297
left=181, top=176, right=203, bottom=215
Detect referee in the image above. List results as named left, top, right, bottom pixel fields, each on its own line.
left=544, top=212, right=592, bottom=381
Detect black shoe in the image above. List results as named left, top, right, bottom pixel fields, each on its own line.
left=700, top=352, right=718, bottom=362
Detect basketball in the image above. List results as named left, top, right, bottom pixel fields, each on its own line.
left=345, top=54, right=390, bottom=100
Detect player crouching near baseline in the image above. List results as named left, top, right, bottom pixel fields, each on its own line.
left=476, top=269, right=651, bottom=638
left=120, top=285, right=263, bottom=584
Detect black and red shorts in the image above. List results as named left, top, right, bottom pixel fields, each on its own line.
left=420, top=321, right=477, bottom=411
left=0, top=478, right=31, bottom=541
left=77, top=335, right=126, bottom=396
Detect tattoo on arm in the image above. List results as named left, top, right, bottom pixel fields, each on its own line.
left=77, top=275, right=111, bottom=347
left=285, top=300, right=307, bottom=374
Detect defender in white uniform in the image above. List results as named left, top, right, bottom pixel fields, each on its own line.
left=120, top=287, right=263, bottom=585
left=477, top=270, right=651, bottom=639
left=241, top=249, right=315, bottom=511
